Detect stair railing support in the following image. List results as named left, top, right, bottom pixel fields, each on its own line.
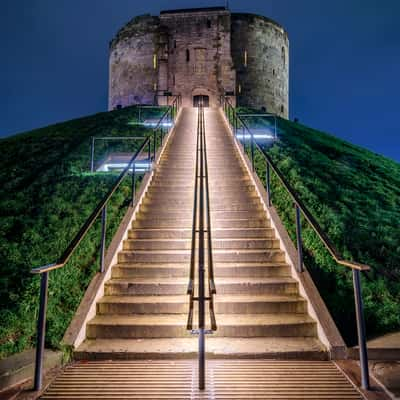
left=353, top=269, right=370, bottom=390
left=90, top=137, right=95, bottom=172
left=131, top=164, right=136, bottom=205
left=153, top=130, right=156, bottom=160
left=251, top=131, right=255, bottom=171
left=295, top=204, right=303, bottom=272
left=99, top=205, right=107, bottom=273
left=266, top=163, right=271, bottom=207
left=33, top=271, right=49, bottom=391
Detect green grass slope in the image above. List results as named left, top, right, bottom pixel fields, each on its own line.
left=245, top=113, right=400, bottom=344
left=0, top=106, right=165, bottom=359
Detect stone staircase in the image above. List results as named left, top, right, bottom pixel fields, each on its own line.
left=75, top=107, right=327, bottom=360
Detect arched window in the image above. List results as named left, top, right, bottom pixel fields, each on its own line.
left=207, top=19, right=211, bottom=28
left=173, top=40, right=177, bottom=49
left=282, top=46, right=286, bottom=65
left=244, top=50, right=248, bottom=67
left=186, top=49, right=190, bottom=62
left=280, top=105, right=284, bottom=114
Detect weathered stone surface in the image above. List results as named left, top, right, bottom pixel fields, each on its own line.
left=231, top=13, right=289, bottom=117
left=108, top=7, right=289, bottom=116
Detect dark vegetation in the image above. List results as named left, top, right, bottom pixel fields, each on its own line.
left=0, top=106, right=165, bottom=359
left=239, top=110, right=400, bottom=344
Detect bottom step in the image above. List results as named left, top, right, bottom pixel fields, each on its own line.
left=75, top=337, right=328, bottom=360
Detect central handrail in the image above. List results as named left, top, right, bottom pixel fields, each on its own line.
left=31, top=95, right=181, bottom=391
left=187, top=102, right=216, bottom=391
left=221, top=95, right=371, bottom=390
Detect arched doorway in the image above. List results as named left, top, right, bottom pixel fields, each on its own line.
left=193, top=95, right=209, bottom=107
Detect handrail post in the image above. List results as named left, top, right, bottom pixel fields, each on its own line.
left=147, top=139, right=151, bottom=164
left=33, top=271, right=49, bottom=391
left=295, top=204, right=304, bottom=272
left=99, top=205, right=107, bottom=273
left=353, top=269, right=370, bottom=390
left=131, top=164, right=136, bottom=205
left=90, top=137, right=95, bottom=172
left=153, top=130, right=156, bottom=160
left=266, top=163, right=271, bottom=207
left=251, top=131, right=255, bottom=171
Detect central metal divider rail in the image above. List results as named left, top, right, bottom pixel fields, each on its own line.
left=187, top=103, right=217, bottom=391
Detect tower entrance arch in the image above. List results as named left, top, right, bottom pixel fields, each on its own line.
left=193, top=95, right=209, bottom=107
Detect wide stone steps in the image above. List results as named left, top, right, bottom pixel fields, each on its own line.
left=42, top=360, right=366, bottom=399
left=132, top=218, right=271, bottom=229
left=75, top=107, right=326, bottom=363
left=74, top=341, right=329, bottom=361
left=104, top=277, right=298, bottom=296
left=118, top=249, right=285, bottom=263
left=122, top=238, right=280, bottom=251
left=86, top=313, right=317, bottom=339
left=97, top=294, right=307, bottom=315
left=111, top=262, right=290, bottom=279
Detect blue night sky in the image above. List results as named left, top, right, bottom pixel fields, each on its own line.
left=1, top=0, right=399, bottom=161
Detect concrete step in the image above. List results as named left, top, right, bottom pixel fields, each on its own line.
left=210, top=210, right=266, bottom=220
left=137, top=210, right=193, bottom=220
left=118, top=249, right=284, bottom=263
left=86, top=313, right=317, bottom=339
left=213, top=314, right=318, bottom=338
left=214, top=262, right=291, bottom=277
left=214, top=294, right=307, bottom=314
left=104, top=278, right=187, bottom=296
left=97, top=295, right=188, bottom=314
left=152, top=177, right=251, bottom=185
left=215, top=277, right=298, bottom=295
left=118, top=250, right=191, bottom=263
left=112, top=263, right=188, bottom=278
left=96, top=294, right=305, bottom=315
left=75, top=337, right=328, bottom=360
left=213, top=219, right=271, bottom=228
left=212, top=228, right=275, bottom=238
left=122, top=238, right=280, bottom=251
left=212, top=249, right=285, bottom=262
left=128, top=228, right=192, bottom=239
left=132, top=218, right=192, bottom=229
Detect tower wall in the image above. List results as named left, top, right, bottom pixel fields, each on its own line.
left=109, top=15, right=159, bottom=110
left=108, top=9, right=289, bottom=117
left=231, top=13, right=289, bottom=117
left=159, top=9, right=235, bottom=108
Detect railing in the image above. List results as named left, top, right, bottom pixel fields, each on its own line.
left=221, top=95, right=371, bottom=390
left=31, top=96, right=181, bottom=391
left=187, top=102, right=217, bottom=391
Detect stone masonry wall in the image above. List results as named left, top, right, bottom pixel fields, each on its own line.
left=108, top=9, right=289, bottom=116
left=108, top=15, right=159, bottom=110
left=160, top=9, right=236, bottom=107
left=231, top=13, right=289, bottom=117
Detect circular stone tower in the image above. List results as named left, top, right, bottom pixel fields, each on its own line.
left=108, top=8, right=289, bottom=118
left=231, top=13, right=289, bottom=117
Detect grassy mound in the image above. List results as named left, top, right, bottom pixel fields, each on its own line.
left=0, top=106, right=165, bottom=359
left=241, top=111, right=400, bottom=344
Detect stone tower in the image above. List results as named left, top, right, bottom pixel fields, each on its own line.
left=109, top=7, right=289, bottom=117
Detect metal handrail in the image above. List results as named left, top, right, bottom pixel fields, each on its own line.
left=221, top=95, right=370, bottom=390
left=31, top=96, right=181, bottom=391
left=186, top=102, right=216, bottom=391
left=31, top=139, right=149, bottom=276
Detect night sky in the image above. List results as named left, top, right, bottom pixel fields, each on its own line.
left=1, top=0, right=399, bottom=161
